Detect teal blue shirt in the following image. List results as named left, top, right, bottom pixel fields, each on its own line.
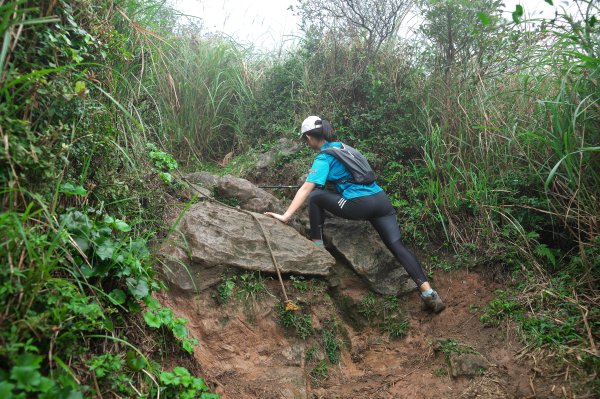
left=306, top=141, right=383, bottom=200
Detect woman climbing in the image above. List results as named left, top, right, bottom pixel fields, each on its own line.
left=264, top=116, right=446, bottom=313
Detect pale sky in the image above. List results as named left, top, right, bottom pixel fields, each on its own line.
left=171, top=0, right=575, bottom=51
left=171, top=0, right=302, bottom=51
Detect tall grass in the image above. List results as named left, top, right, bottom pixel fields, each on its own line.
left=404, top=2, right=599, bottom=390
left=149, top=33, right=258, bottom=163
left=415, top=2, right=599, bottom=253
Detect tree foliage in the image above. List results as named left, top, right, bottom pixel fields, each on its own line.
left=295, top=0, right=413, bottom=63
left=417, top=0, right=507, bottom=75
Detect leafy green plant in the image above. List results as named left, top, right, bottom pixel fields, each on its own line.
left=146, top=143, right=180, bottom=186
left=58, top=207, right=162, bottom=302
left=480, top=290, right=522, bottom=327
left=0, top=353, right=85, bottom=398
left=429, top=255, right=455, bottom=272
left=87, top=353, right=132, bottom=393
left=290, top=275, right=309, bottom=292
left=236, top=272, right=268, bottom=300
left=276, top=305, right=314, bottom=339
left=216, top=277, right=236, bottom=304
left=143, top=298, right=199, bottom=353
left=147, top=143, right=179, bottom=171
left=88, top=353, right=124, bottom=379
left=158, top=367, right=219, bottom=399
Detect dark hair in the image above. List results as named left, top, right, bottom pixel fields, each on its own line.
left=306, top=119, right=336, bottom=142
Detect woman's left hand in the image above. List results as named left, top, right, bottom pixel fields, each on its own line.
left=264, top=212, right=289, bottom=223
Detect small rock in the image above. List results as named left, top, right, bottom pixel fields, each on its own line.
left=254, top=138, right=302, bottom=174
left=450, top=353, right=489, bottom=378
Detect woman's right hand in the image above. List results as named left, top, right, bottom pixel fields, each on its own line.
left=264, top=182, right=314, bottom=224
left=264, top=212, right=290, bottom=223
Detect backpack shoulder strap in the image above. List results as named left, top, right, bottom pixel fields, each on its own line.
left=319, top=144, right=354, bottom=184
left=319, top=143, right=345, bottom=155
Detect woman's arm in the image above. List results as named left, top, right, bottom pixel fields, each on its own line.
left=264, top=181, right=316, bottom=223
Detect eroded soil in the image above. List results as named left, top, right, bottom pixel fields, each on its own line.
left=157, top=261, right=571, bottom=399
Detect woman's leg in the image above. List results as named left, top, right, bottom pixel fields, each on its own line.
left=309, top=189, right=429, bottom=285
left=370, top=214, right=445, bottom=312
left=308, top=189, right=445, bottom=312
left=369, top=214, right=429, bottom=287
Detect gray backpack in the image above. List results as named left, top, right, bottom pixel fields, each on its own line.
left=320, top=143, right=376, bottom=185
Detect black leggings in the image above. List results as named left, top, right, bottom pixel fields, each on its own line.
left=308, top=189, right=428, bottom=287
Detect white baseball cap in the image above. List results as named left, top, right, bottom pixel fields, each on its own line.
left=300, top=116, right=323, bottom=137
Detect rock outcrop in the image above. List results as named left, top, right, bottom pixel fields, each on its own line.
left=324, top=218, right=416, bottom=295
left=184, top=171, right=220, bottom=190
left=160, top=200, right=335, bottom=292
left=183, top=172, right=286, bottom=214
left=216, top=174, right=285, bottom=214
left=167, top=170, right=415, bottom=296
left=251, top=138, right=302, bottom=182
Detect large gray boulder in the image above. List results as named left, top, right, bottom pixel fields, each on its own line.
left=160, top=200, right=335, bottom=292
left=324, top=218, right=416, bottom=295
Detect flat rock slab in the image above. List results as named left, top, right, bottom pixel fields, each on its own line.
left=324, top=218, right=416, bottom=295
left=160, top=200, right=335, bottom=292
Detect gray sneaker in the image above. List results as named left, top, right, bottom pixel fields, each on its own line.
left=421, top=290, right=446, bottom=313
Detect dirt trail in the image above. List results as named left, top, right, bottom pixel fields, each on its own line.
left=157, top=261, right=565, bottom=399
